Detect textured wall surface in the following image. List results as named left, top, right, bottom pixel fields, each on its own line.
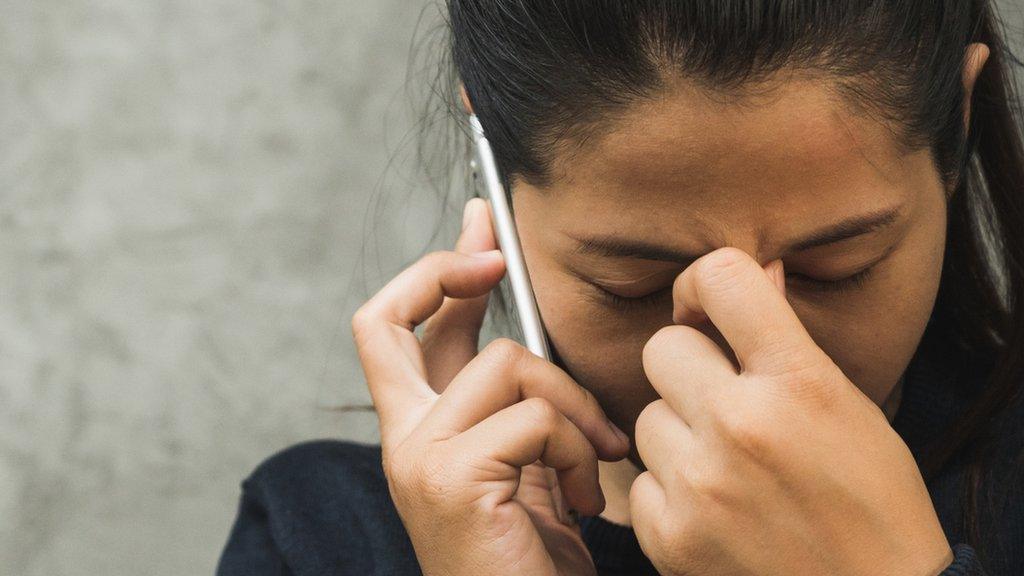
left=1, top=1, right=447, bottom=574
left=2, top=1, right=1023, bottom=575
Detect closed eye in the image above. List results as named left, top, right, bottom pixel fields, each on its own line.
left=590, top=264, right=876, bottom=313
left=786, top=266, right=875, bottom=293
left=590, top=283, right=673, bottom=311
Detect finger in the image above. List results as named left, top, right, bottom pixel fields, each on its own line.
left=633, top=399, right=695, bottom=487
left=642, top=325, right=736, bottom=427
left=351, top=249, right=505, bottom=444
left=515, top=464, right=562, bottom=515
left=514, top=465, right=581, bottom=528
left=513, top=466, right=586, bottom=530
left=545, top=466, right=574, bottom=525
left=672, top=248, right=823, bottom=376
left=446, top=397, right=605, bottom=516
left=423, top=338, right=630, bottom=461
left=629, top=471, right=669, bottom=558
left=421, top=198, right=498, bottom=391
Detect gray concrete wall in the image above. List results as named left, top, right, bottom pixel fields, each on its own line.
left=1, top=1, right=447, bottom=574
left=2, top=1, right=1022, bottom=574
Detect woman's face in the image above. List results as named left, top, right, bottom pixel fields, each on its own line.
left=512, top=78, right=948, bottom=461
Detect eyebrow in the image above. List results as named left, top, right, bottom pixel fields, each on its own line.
left=570, top=206, right=903, bottom=263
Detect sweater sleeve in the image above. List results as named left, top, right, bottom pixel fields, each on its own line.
left=940, top=544, right=988, bottom=576
left=214, top=440, right=423, bottom=576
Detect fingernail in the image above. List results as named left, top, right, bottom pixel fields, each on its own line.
left=470, top=249, right=502, bottom=260
left=607, top=418, right=630, bottom=446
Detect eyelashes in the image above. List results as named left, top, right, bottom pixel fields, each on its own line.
left=592, top=284, right=674, bottom=312
left=591, top=265, right=876, bottom=312
left=785, top=266, right=875, bottom=294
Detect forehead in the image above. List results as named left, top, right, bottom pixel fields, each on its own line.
left=534, top=77, right=923, bottom=241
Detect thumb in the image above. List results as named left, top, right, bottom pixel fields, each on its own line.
left=456, top=197, right=498, bottom=253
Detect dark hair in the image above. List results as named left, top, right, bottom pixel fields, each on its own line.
left=416, top=0, right=1024, bottom=564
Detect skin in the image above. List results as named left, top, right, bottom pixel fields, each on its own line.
left=516, top=72, right=943, bottom=455
left=353, top=44, right=990, bottom=575
left=513, top=73, right=945, bottom=525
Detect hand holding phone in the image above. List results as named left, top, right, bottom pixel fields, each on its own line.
left=350, top=106, right=629, bottom=575
left=352, top=193, right=627, bottom=576
left=468, top=113, right=586, bottom=525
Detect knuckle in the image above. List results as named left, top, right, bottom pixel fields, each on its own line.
left=480, top=337, right=528, bottom=368
left=350, top=301, right=374, bottom=332
left=686, top=462, right=732, bottom=510
left=715, top=401, right=776, bottom=461
left=775, top=355, right=838, bottom=393
left=350, top=306, right=367, bottom=336
left=349, top=303, right=376, bottom=344
left=520, top=396, right=561, bottom=429
left=421, top=249, right=454, bottom=269
left=751, top=335, right=804, bottom=368
left=717, top=405, right=759, bottom=445
left=755, top=353, right=843, bottom=413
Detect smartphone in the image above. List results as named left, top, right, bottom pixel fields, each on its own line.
left=468, top=114, right=577, bottom=525
left=468, top=114, right=552, bottom=362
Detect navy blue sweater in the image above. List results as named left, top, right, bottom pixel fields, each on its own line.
left=217, top=334, right=1023, bottom=575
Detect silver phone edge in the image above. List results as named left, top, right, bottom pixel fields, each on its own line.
left=468, top=115, right=552, bottom=362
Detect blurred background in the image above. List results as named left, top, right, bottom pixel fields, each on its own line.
left=1, top=1, right=1022, bottom=574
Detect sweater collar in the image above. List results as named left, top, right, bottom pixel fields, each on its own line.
left=891, top=329, right=975, bottom=461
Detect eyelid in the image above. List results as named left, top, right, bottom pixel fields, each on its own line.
left=589, top=268, right=684, bottom=295
left=590, top=282, right=674, bottom=311
left=786, top=265, right=874, bottom=293
left=786, top=238, right=899, bottom=283
left=586, top=268, right=680, bottom=287
left=566, top=263, right=682, bottom=300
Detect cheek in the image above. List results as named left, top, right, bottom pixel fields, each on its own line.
left=795, top=206, right=947, bottom=406
left=529, top=267, right=664, bottom=429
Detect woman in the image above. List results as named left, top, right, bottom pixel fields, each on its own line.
left=218, top=1, right=1024, bottom=574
